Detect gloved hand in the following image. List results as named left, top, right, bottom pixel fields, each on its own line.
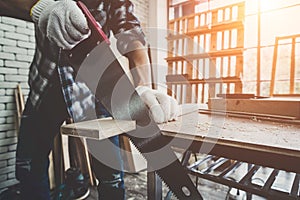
left=31, top=0, right=90, bottom=49
left=136, top=86, right=180, bottom=124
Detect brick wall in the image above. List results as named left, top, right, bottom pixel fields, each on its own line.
left=131, top=0, right=149, bottom=29
left=0, top=16, right=35, bottom=190
left=0, top=0, right=149, bottom=191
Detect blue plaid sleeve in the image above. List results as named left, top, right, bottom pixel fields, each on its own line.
left=57, top=66, right=98, bottom=122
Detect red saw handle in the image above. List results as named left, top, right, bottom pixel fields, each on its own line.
left=77, top=1, right=110, bottom=45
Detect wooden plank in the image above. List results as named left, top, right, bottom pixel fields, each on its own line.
left=168, top=2, right=244, bottom=24
left=236, top=12, right=244, bottom=78
left=273, top=94, right=300, bottom=97
left=257, top=0, right=261, bottom=96
left=148, top=44, right=156, bottom=90
left=119, top=135, right=136, bottom=172
left=167, top=76, right=241, bottom=84
left=209, top=18, right=217, bottom=99
left=227, top=57, right=231, bottom=94
left=48, top=151, right=56, bottom=190
left=82, top=138, right=95, bottom=186
left=167, top=21, right=244, bottom=39
left=235, top=55, right=243, bottom=93
left=201, top=83, right=205, bottom=103
left=166, top=74, right=189, bottom=82
left=290, top=37, right=296, bottom=94
left=180, top=61, right=184, bottom=103
left=14, top=84, right=25, bottom=130
left=165, top=48, right=243, bottom=62
left=61, top=118, right=136, bottom=140
left=186, top=35, right=194, bottom=103
left=209, top=98, right=300, bottom=118
left=270, top=37, right=279, bottom=96
left=237, top=2, right=245, bottom=21
left=209, top=58, right=217, bottom=99
left=167, top=37, right=174, bottom=97
left=198, top=109, right=300, bottom=123
left=277, top=34, right=300, bottom=40
left=270, top=35, right=300, bottom=96
left=220, top=59, right=224, bottom=93
left=216, top=93, right=255, bottom=99
left=52, top=134, right=65, bottom=188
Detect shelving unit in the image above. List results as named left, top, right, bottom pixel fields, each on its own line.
left=166, top=2, right=245, bottom=104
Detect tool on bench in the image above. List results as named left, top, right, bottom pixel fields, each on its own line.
left=62, top=1, right=203, bottom=199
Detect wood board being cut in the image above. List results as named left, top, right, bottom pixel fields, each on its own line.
left=60, top=118, right=136, bottom=140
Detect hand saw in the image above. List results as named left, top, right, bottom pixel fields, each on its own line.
left=64, top=1, right=203, bottom=199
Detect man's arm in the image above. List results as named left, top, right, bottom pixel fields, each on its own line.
left=125, top=40, right=152, bottom=87
left=1, top=0, right=90, bottom=49
left=126, top=40, right=180, bottom=124
left=107, top=0, right=150, bottom=86
left=0, top=0, right=37, bottom=21
left=107, top=0, right=180, bottom=123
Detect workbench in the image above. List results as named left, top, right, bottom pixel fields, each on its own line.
left=155, top=105, right=300, bottom=200
left=159, top=108, right=300, bottom=174
left=61, top=104, right=300, bottom=199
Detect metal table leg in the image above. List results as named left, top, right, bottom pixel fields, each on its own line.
left=147, top=170, right=162, bottom=200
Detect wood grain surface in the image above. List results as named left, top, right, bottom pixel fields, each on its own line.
left=159, top=111, right=300, bottom=151
left=60, top=118, right=136, bottom=140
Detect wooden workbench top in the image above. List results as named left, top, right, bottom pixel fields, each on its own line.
left=159, top=110, right=300, bottom=153
left=60, top=104, right=300, bottom=156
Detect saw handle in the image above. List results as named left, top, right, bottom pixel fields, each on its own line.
left=77, top=1, right=110, bottom=45
left=60, top=1, right=110, bottom=68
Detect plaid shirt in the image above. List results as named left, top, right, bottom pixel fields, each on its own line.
left=29, top=0, right=146, bottom=121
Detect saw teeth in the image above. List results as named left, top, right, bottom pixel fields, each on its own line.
left=156, top=173, right=179, bottom=200
left=125, top=137, right=178, bottom=199
left=124, top=136, right=201, bottom=200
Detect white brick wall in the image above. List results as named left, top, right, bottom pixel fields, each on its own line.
left=0, top=0, right=149, bottom=191
left=131, top=0, right=149, bottom=29
left=0, top=16, right=34, bottom=190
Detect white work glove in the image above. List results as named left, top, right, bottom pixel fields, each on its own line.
left=31, top=0, right=90, bottom=49
left=136, top=86, right=180, bottom=124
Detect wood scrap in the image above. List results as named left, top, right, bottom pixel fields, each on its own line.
left=209, top=98, right=300, bottom=119
left=14, top=84, right=25, bottom=130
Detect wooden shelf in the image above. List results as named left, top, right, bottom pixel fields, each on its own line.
left=167, top=21, right=244, bottom=40
left=168, top=2, right=245, bottom=24
left=166, top=76, right=242, bottom=84
left=167, top=1, right=245, bottom=104
left=166, top=48, right=243, bottom=62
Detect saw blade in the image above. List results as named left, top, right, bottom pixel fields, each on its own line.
left=63, top=2, right=203, bottom=199
left=73, top=41, right=202, bottom=199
